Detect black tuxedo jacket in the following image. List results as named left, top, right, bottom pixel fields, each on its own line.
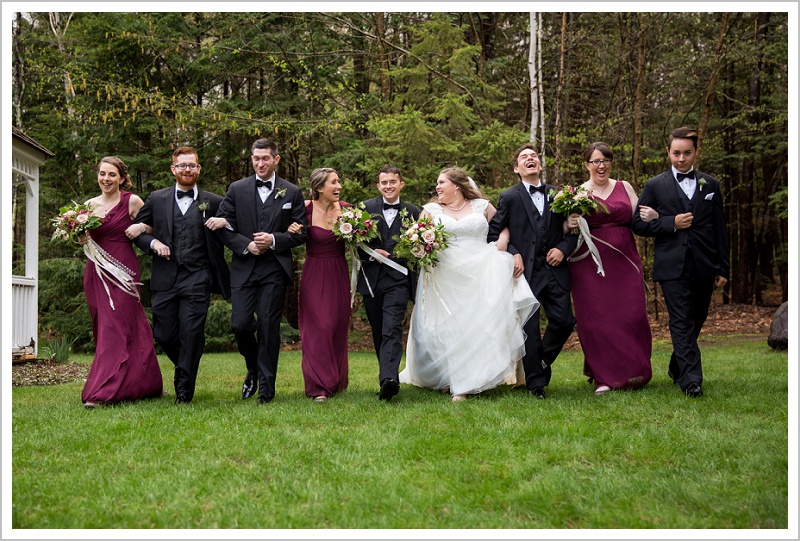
left=488, top=181, right=578, bottom=290
left=134, top=187, right=231, bottom=298
left=215, top=174, right=307, bottom=288
left=356, top=197, right=420, bottom=297
left=632, top=170, right=729, bottom=281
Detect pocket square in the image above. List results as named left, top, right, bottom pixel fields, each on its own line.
left=704, top=192, right=715, bottom=200
left=282, top=202, right=292, bottom=209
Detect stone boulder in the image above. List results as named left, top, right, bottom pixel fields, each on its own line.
left=768, top=301, right=788, bottom=350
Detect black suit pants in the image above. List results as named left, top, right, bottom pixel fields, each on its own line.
left=151, top=267, right=211, bottom=400
left=659, top=255, right=715, bottom=391
left=362, top=274, right=411, bottom=384
left=522, top=267, right=576, bottom=390
left=230, top=261, right=289, bottom=400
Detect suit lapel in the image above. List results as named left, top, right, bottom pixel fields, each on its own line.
left=516, top=182, right=538, bottom=231
left=164, top=187, right=175, bottom=240
left=543, top=182, right=552, bottom=231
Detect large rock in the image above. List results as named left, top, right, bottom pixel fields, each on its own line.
left=768, top=301, right=788, bottom=350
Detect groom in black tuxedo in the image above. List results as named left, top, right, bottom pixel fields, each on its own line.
left=133, top=146, right=231, bottom=404
left=488, top=143, right=578, bottom=399
left=632, top=127, right=729, bottom=398
left=357, top=165, right=420, bottom=401
left=215, top=138, right=307, bottom=404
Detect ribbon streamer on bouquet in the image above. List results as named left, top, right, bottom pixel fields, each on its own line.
left=84, top=237, right=141, bottom=310
left=568, top=217, right=642, bottom=276
left=348, top=243, right=409, bottom=307
left=568, top=217, right=605, bottom=277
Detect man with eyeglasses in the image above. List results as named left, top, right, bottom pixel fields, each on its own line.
left=632, top=127, right=729, bottom=398
left=356, top=164, right=420, bottom=401
left=132, top=146, right=231, bottom=404
left=215, top=138, right=308, bottom=405
left=487, top=143, right=579, bottom=400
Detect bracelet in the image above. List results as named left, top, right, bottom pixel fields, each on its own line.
left=140, top=223, right=146, bottom=234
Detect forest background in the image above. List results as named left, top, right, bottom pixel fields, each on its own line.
left=8, top=9, right=790, bottom=353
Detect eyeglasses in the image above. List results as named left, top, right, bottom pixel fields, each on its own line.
left=173, top=163, right=199, bottom=170
left=588, top=159, right=612, bottom=167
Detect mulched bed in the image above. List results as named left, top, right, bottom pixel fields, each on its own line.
left=13, top=300, right=781, bottom=387
left=12, top=359, right=89, bottom=387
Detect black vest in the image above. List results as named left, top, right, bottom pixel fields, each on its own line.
left=172, top=201, right=211, bottom=272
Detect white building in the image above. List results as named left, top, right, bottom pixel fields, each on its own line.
left=11, top=127, right=53, bottom=360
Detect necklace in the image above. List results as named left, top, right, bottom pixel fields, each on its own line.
left=447, top=199, right=468, bottom=211
left=590, top=181, right=611, bottom=198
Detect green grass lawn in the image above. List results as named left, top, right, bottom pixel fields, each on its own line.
left=11, top=335, right=789, bottom=530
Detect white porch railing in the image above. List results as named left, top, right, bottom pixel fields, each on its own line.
left=12, top=275, right=38, bottom=356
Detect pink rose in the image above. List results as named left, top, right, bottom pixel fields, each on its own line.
left=421, top=230, right=436, bottom=243
left=339, top=222, right=353, bottom=235
left=411, top=245, right=426, bottom=258
left=76, top=213, right=89, bottom=224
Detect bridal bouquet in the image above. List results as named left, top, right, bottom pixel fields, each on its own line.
left=393, top=212, right=450, bottom=272
left=547, top=184, right=608, bottom=217
left=51, top=201, right=103, bottom=246
left=333, top=203, right=380, bottom=246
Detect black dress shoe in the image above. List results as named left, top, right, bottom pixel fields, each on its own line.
left=175, top=395, right=190, bottom=405
left=257, top=395, right=274, bottom=405
left=685, top=383, right=703, bottom=398
left=668, top=369, right=678, bottom=385
left=242, top=372, right=258, bottom=399
left=529, top=387, right=546, bottom=400
left=378, top=379, right=400, bottom=401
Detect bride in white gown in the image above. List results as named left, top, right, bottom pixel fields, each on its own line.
left=400, top=167, right=539, bottom=401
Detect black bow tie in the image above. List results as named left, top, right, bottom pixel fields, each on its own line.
left=177, top=189, right=194, bottom=199
left=529, top=184, right=546, bottom=195
left=383, top=202, right=401, bottom=210
left=676, top=172, right=695, bottom=182
left=256, top=179, right=272, bottom=190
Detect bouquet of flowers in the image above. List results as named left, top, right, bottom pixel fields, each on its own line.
left=547, top=184, right=608, bottom=217
left=393, top=212, right=450, bottom=272
left=547, top=185, right=608, bottom=276
left=51, top=201, right=103, bottom=246
left=333, top=203, right=380, bottom=246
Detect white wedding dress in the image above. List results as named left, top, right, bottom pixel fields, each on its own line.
left=400, top=199, right=539, bottom=396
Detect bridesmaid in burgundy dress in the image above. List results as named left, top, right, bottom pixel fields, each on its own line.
left=295, top=168, right=350, bottom=403
left=81, top=157, right=163, bottom=408
left=569, top=143, right=653, bottom=395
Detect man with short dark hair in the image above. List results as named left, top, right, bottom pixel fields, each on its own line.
left=632, top=127, right=730, bottom=398
left=133, top=146, right=231, bottom=404
left=215, top=138, right=307, bottom=404
left=488, top=144, right=578, bottom=399
left=357, top=165, right=420, bottom=401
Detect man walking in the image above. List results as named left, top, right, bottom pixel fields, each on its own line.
left=633, top=127, right=729, bottom=397
left=357, top=165, right=420, bottom=401
left=215, top=138, right=307, bottom=404
left=133, top=146, right=231, bottom=404
left=488, top=144, right=578, bottom=399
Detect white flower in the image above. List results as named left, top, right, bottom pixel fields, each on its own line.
left=339, top=222, right=353, bottom=235
left=76, top=214, right=89, bottom=224
left=421, top=230, right=436, bottom=243
left=411, top=245, right=426, bottom=258
left=410, top=233, right=419, bottom=242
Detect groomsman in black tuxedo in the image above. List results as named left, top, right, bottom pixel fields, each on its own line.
left=357, top=165, right=420, bottom=401
left=488, top=143, right=578, bottom=399
left=632, top=127, right=729, bottom=398
left=215, top=138, right=307, bottom=404
left=133, top=146, right=231, bottom=404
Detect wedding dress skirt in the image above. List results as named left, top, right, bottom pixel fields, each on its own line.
left=400, top=200, right=538, bottom=396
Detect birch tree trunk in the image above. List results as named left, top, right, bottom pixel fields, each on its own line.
left=49, top=12, right=81, bottom=185
left=631, top=13, right=647, bottom=190
left=528, top=12, right=538, bottom=146
left=537, top=12, right=546, bottom=167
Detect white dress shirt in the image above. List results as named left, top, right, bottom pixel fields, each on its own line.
left=383, top=199, right=400, bottom=228
left=175, top=185, right=197, bottom=215
left=522, top=181, right=545, bottom=215
left=672, top=166, right=696, bottom=200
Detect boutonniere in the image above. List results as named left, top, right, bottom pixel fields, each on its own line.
left=698, top=178, right=708, bottom=192
left=275, top=188, right=287, bottom=200
left=198, top=201, right=209, bottom=218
